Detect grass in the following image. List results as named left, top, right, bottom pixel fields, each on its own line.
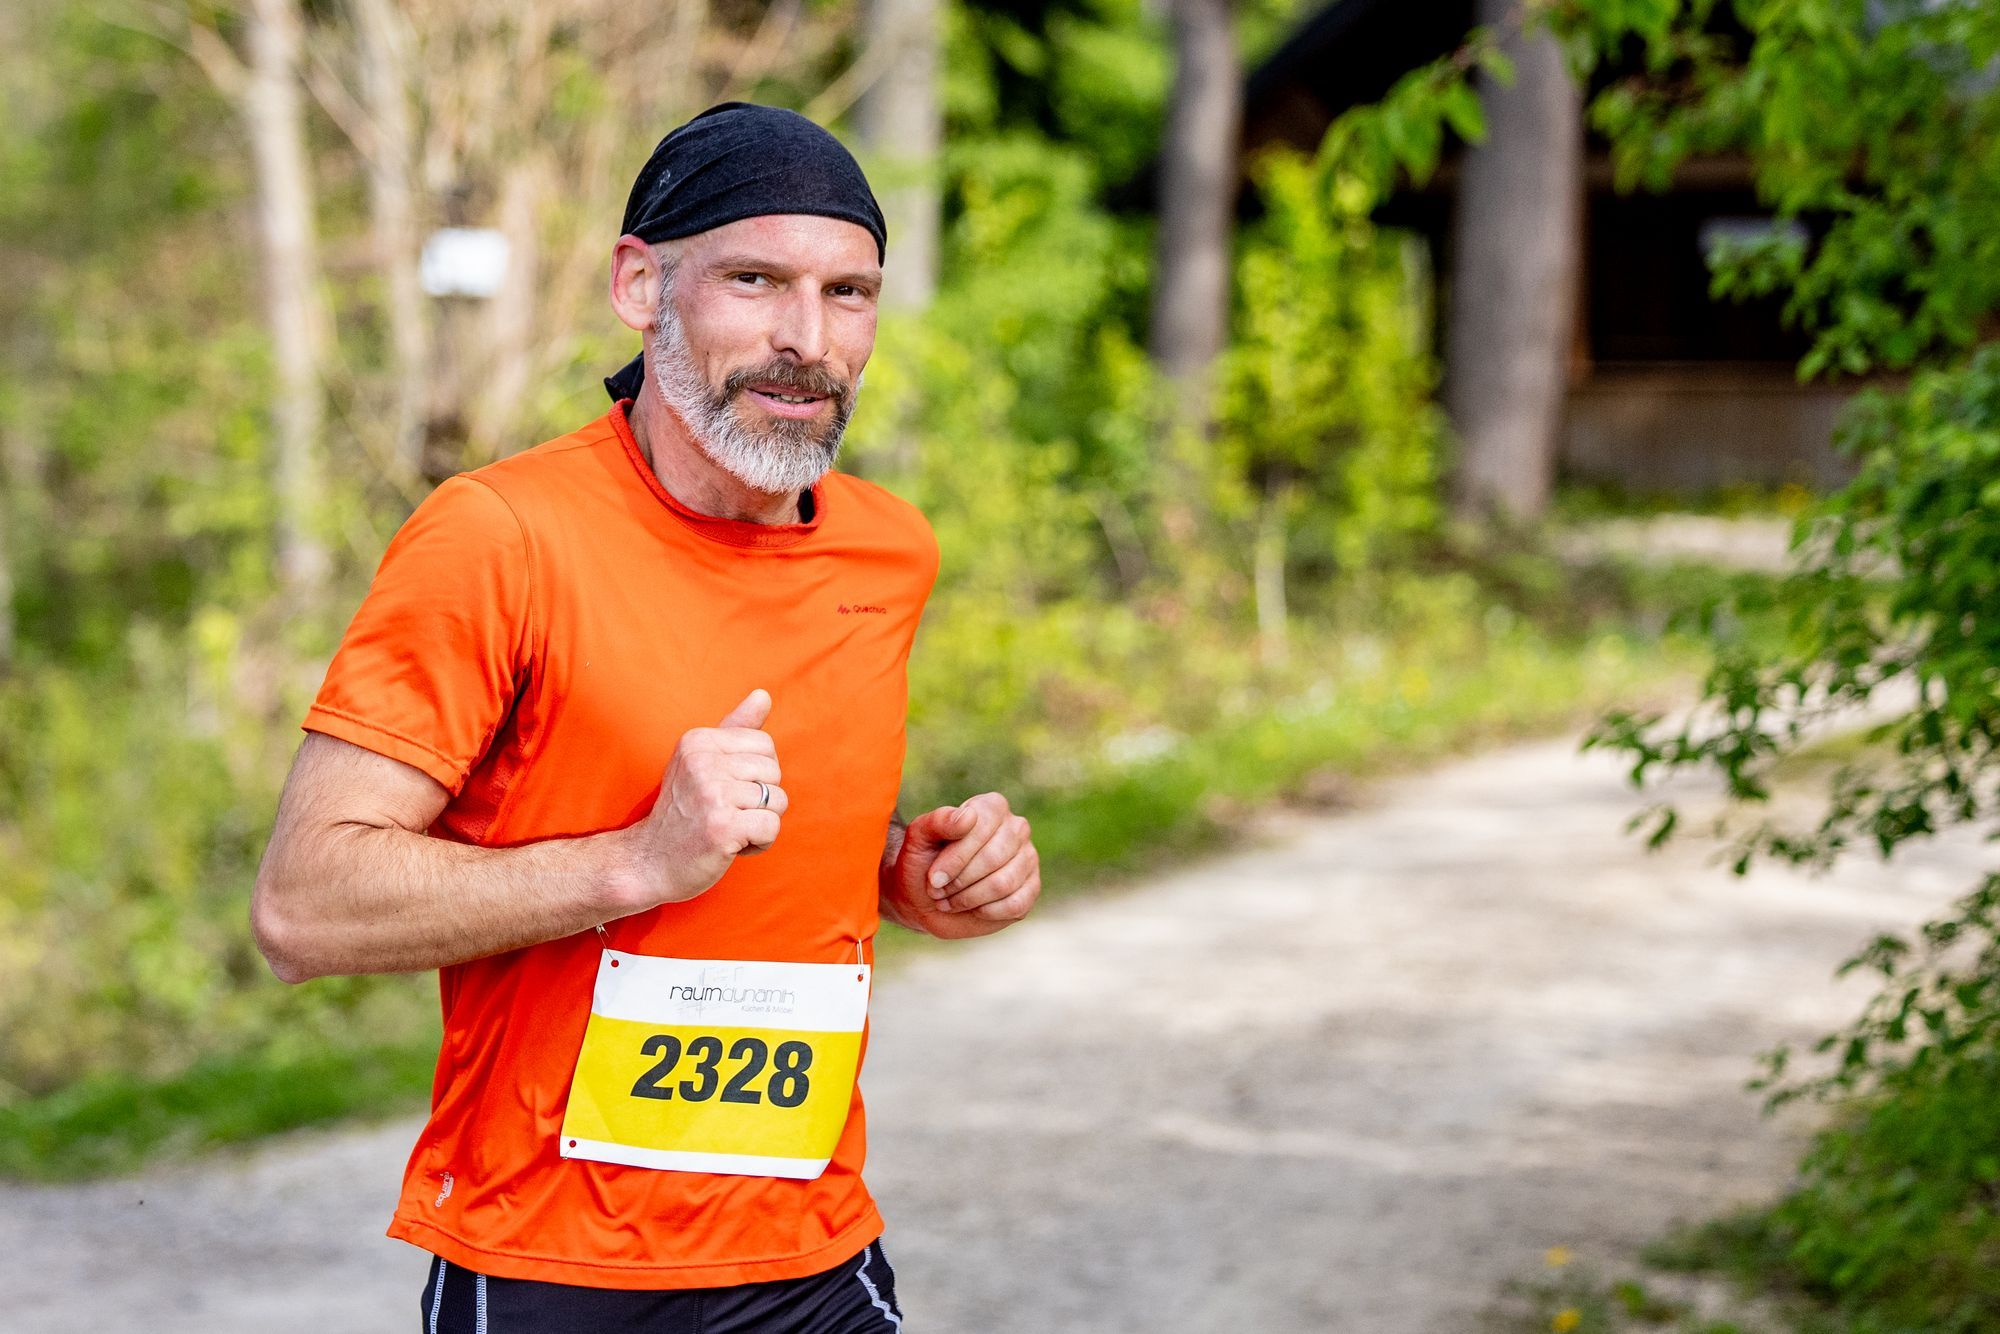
left=1635, top=1049, right=2000, bottom=1334
left=1501, top=1264, right=1777, bottom=1334
left=1552, top=482, right=1820, bottom=524
left=1019, top=629, right=1692, bottom=894
left=0, top=1039, right=440, bottom=1182
left=1761, top=723, right=1899, bottom=789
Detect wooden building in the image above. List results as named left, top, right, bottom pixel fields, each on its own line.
left=1244, top=0, right=1854, bottom=493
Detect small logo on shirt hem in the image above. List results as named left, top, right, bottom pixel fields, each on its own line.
left=838, top=604, right=888, bottom=615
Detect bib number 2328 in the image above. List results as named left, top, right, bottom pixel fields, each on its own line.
left=560, top=952, right=870, bottom=1180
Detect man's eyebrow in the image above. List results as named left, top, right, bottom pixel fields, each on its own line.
left=705, top=253, right=792, bottom=275
left=703, top=254, right=882, bottom=290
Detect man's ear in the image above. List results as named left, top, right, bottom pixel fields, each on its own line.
left=608, top=234, right=663, bottom=333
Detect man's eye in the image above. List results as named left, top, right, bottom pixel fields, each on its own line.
left=732, top=273, right=769, bottom=286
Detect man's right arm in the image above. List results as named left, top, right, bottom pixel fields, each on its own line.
left=252, top=690, right=785, bottom=982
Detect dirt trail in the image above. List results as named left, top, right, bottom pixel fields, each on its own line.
left=2, top=736, right=1984, bottom=1333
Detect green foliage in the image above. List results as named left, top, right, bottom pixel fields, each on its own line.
left=1576, top=0, right=2000, bottom=379
left=991, top=579, right=1692, bottom=892
left=1312, top=32, right=1509, bottom=199
left=0, top=8, right=431, bottom=1109
left=1222, top=148, right=1443, bottom=585
left=1573, top=1, right=2000, bottom=1327
left=1591, top=348, right=2000, bottom=882
left=0, top=11, right=276, bottom=664
left=0, top=655, right=436, bottom=1102
left=1503, top=1262, right=1761, bottom=1333
left=951, top=0, right=1309, bottom=189
left=0, top=1039, right=438, bottom=1181
left=866, top=27, right=1481, bottom=804
left=1638, top=1049, right=2000, bottom=1331
left=1768, top=1045, right=2000, bottom=1330
left=1575, top=0, right=2000, bottom=1075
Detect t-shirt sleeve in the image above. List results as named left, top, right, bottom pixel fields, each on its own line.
left=913, top=509, right=942, bottom=601
left=302, top=475, right=534, bottom=795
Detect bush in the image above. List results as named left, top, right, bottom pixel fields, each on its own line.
left=1767, top=1040, right=2000, bottom=1331
left=0, top=652, right=433, bottom=1102
left=1575, top=0, right=2000, bottom=1318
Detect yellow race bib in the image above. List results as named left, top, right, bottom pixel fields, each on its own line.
left=559, top=951, right=871, bottom=1180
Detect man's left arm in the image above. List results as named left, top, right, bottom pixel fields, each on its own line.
left=878, top=794, right=1040, bottom=940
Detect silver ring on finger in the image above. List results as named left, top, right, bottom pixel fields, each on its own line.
left=755, top=780, right=771, bottom=808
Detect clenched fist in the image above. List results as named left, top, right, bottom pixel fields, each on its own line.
left=880, top=792, right=1040, bottom=941
left=604, top=689, right=788, bottom=914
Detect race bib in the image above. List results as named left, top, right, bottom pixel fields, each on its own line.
left=559, top=951, right=870, bottom=1180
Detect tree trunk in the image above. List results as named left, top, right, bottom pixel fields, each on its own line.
left=243, top=0, right=331, bottom=594
left=1444, top=0, right=1583, bottom=524
left=352, top=0, right=428, bottom=484
left=0, top=321, right=33, bottom=671
left=1148, top=0, right=1240, bottom=416
left=855, top=0, right=941, bottom=312
left=1253, top=473, right=1290, bottom=668
left=0, top=456, right=14, bottom=670
left=466, top=159, right=543, bottom=463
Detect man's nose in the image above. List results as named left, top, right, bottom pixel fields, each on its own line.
left=768, top=286, right=828, bottom=365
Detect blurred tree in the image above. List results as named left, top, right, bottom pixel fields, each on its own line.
left=244, top=0, right=332, bottom=596
left=349, top=0, right=427, bottom=483
left=330, top=0, right=852, bottom=474
left=1148, top=0, right=1240, bottom=430
left=0, top=496, right=11, bottom=666
left=0, top=0, right=31, bottom=669
left=1444, top=0, right=1582, bottom=525
left=857, top=0, right=944, bottom=310
left=0, top=448, right=13, bottom=667
left=849, top=0, right=945, bottom=481
left=180, top=0, right=335, bottom=596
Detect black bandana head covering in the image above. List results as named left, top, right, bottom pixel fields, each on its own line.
left=606, top=102, right=886, bottom=402
left=621, top=102, right=886, bottom=257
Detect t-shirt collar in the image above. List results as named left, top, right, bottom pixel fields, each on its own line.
left=609, top=400, right=827, bottom=551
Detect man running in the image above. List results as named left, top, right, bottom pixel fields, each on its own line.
left=252, top=102, right=1042, bottom=1332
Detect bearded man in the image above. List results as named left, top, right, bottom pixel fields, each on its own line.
left=252, top=103, right=1041, bottom=1332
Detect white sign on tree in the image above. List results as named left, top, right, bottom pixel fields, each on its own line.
left=420, top=227, right=511, bottom=299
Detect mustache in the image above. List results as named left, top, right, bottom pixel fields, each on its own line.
left=723, top=360, right=851, bottom=405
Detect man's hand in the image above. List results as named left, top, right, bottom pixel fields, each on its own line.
left=607, top=689, right=787, bottom=914
left=881, top=792, right=1040, bottom=940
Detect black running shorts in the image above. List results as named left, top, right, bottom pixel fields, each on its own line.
left=418, top=1241, right=905, bottom=1334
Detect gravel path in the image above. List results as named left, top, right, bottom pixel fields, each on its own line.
left=3, top=736, right=1983, bottom=1332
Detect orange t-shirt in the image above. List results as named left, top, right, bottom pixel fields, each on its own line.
left=301, top=404, right=939, bottom=1289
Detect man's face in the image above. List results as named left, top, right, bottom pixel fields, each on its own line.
left=645, top=214, right=881, bottom=496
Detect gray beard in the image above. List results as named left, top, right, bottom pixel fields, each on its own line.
left=648, top=300, right=855, bottom=497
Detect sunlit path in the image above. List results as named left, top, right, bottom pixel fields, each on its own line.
left=3, top=736, right=1980, bottom=1332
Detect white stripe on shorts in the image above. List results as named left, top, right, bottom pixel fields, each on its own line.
left=428, top=1259, right=447, bottom=1334
left=853, top=1244, right=903, bottom=1330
